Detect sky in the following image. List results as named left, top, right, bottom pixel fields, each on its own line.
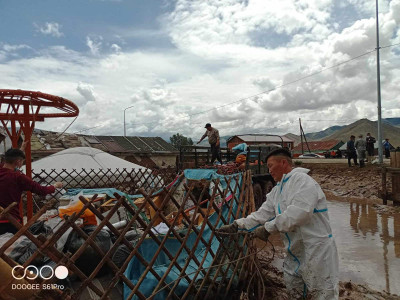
left=1, top=0, right=400, bottom=141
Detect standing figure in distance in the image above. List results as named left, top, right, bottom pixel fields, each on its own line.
left=365, top=133, right=376, bottom=163
left=383, top=138, right=391, bottom=159
left=346, top=135, right=358, bottom=167
left=355, top=134, right=366, bottom=168
left=197, top=123, right=223, bottom=165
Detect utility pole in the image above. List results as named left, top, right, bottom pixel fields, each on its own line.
left=300, top=118, right=304, bottom=155
left=299, top=118, right=311, bottom=154
left=123, top=105, right=135, bottom=136
left=376, top=0, right=383, bottom=163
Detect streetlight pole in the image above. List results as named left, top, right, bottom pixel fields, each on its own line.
left=376, top=0, right=383, bottom=163
left=124, top=105, right=134, bottom=136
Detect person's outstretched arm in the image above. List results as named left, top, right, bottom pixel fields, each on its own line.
left=197, top=132, right=207, bottom=144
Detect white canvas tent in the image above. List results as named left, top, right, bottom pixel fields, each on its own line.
left=22, top=147, right=156, bottom=189
left=26, top=147, right=146, bottom=173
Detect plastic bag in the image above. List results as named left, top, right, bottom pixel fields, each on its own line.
left=63, top=225, right=112, bottom=276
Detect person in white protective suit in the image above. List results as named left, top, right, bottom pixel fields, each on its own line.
left=217, top=148, right=339, bottom=299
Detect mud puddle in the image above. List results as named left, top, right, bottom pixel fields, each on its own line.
left=328, top=198, right=400, bottom=295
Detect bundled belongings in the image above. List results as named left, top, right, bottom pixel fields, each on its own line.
left=63, top=225, right=113, bottom=277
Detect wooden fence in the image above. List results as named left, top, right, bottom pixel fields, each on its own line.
left=0, top=169, right=266, bottom=300
left=26, top=167, right=177, bottom=212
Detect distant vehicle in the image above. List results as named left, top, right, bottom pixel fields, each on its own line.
left=298, top=153, right=325, bottom=159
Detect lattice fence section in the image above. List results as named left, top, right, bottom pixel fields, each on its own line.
left=25, top=167, right=177, bottom=211
left=0, top=170, right=264, bottom=300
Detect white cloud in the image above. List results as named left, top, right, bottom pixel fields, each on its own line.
left=86, top=36, right=103, bottom=55
left=76, top=82, right=96, bottom=103
left=2, top=44, right=31, bottom=52
left=1, top=0, right=400, bottom=140
left=34, top=22, right=64, bottom=38
left=111, top=43, right=121, bottom=53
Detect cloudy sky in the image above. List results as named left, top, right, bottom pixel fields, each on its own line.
left=1, top=0, right=399, bottom=141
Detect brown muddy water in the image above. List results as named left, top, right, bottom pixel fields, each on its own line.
left=328, top=199, right=400, bottom=295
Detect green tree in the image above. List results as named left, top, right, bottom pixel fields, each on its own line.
left=170, top=133, right=193, bottom=149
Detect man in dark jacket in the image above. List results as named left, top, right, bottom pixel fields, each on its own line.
left=346, top=135, right=358, bottom=167
left=366, top=133, right=376, bottom=162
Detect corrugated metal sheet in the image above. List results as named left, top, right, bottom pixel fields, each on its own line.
left=154, top=137, right=177, bottom=151
left=125, top=136, right=152, bottom=152
left=97, top=136, right=128, bottom=152
left=27, top=130, right=176, bottom=154
left=111, top=136, right=140, bottom=151
left=84, top=136, right=101, bottom=144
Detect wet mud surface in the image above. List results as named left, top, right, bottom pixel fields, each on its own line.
left=255, top=163, right=400, bottom=299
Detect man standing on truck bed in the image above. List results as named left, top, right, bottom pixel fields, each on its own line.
left=197, top=123, right=223, bottom=165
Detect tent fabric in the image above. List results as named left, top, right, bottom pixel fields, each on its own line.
left=65, top=188, right=131, bottom=198
left=232, top=143, right=248, bottom=155
left=24, top=147, right=147, bottom=173
left=184, top=169, right=217, bottom=181
left=123, top=169, right=243, bottom=299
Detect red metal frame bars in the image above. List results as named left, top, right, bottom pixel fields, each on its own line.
left=0, top=89, right=79, bottom=220
left=0, top=90, right=79, bottom=119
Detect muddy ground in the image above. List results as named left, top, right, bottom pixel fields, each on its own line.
left=255, top=162, right=400, bottom=300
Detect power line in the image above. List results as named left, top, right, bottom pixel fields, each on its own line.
left=69, top=43, right=400, bottom=134
left=73, top=124, right=105, bottom=134
left=129, top=49, right=376, bottom=127
left=380, top=42, right=400, bottom=49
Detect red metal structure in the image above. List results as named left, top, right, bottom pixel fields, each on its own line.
left=0, top=89, right=79, bottom=220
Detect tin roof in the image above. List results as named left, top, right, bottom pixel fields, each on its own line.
left=292, top=140, right=344, bottom=152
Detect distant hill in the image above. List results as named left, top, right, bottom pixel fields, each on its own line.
left=321, top=119, right=400, bottom=147
left=305, top=125, right=345, bottom=140
left=383, top=118, right=400, bottom=127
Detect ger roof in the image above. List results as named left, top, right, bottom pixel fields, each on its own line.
left=24, top=147, right=147, bottom=173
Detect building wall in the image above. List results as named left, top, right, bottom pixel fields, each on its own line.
left=227, top=137, right=244, bottom=150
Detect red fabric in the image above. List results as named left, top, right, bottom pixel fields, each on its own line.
left=0, top=167, right=55, bottom=223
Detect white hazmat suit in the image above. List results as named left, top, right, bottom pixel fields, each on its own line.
left=236, top=167, right=339, bottom=299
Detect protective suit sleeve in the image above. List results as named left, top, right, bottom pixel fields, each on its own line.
left=265, top=174, right=318, bottom=233
left=235, top=194, right=276, bottom=230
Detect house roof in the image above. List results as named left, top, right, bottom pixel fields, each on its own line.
left=85, top=135, right=177, bottom=153
left=228, top=135, right=294, bottom=143
left=2, top=127, right=177, bottom=154
left=292, top=140, right=343, bottom=152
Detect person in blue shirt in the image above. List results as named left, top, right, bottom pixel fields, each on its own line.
left=383, top=138, right=391, bottom=158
